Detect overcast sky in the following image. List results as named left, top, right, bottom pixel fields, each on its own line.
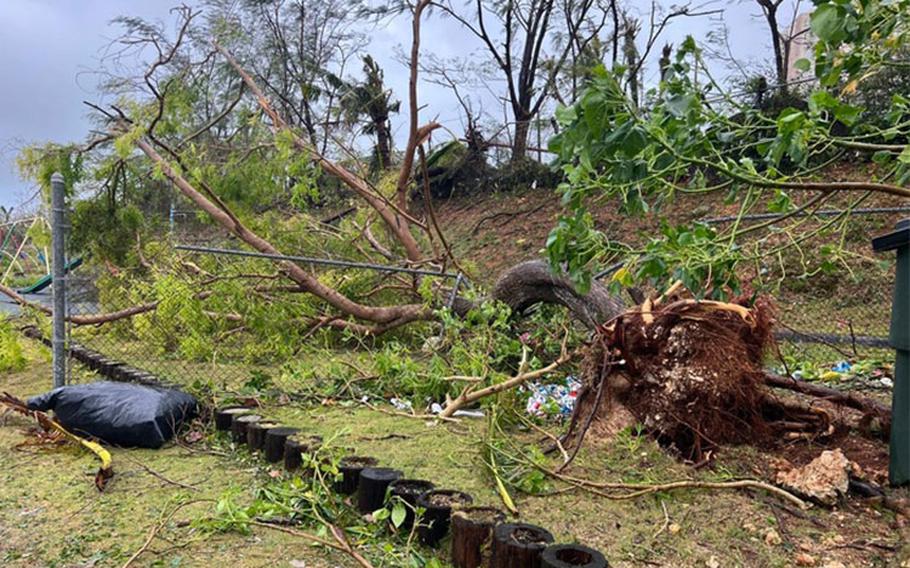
left=0, top=0, right=784, bottom=212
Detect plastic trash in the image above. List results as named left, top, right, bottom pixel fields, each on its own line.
left=524, top=376, right=581, bottom=419
left=390, top=397, right=413, bottom=411
left=832, top=361, right=852, bottom=373
left=27, top=381, right=197, bottom=449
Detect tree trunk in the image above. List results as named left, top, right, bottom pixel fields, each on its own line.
left=491, top=260, right=625, bottom=329
left=376, top=118, right=392, bottom=170
left=511, top=117, right=531, bottom=163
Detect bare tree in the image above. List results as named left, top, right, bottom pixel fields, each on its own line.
left=754, top=0, right=811, bottom=92
left=437, top=0, right=605, bottom=162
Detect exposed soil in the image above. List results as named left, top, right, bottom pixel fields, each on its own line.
left=426, top=491, right=473, bottom=508
left=453, top=506, right=505, bottom=524
left=510, top=526, right=551, bottom=546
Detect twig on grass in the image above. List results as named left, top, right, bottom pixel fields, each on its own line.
left=121, top=500, right=205, bottom=568
left=538, top=465, right=808, bottom=509
left=120, top=454, right=200, bottom=492
left=250, top=520, right=374, bottom=568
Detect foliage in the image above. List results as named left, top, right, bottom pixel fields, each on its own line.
left=16, top=143, right=83, bottom=201
left=546, top=2, right=910, bottom=297
left=197, top=437, right=444, bottom=566
left=0, top=318, right=27, bottom=373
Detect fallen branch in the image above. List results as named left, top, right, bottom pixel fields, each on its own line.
left=540, top=466, right=807, bottom=509
left=0, top=282, right=157, bottom=325
left=765, top=372, right=891, bottom=434
left=0, top=392, right=113, bottom=490
left=250, top=520, right=374, bottom=568
left=440, top=333, right=572, bottom=419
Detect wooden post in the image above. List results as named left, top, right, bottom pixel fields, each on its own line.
left=451, top=506, right=506, bottom=568
left=357, top=467, right=402, bottom=513
left=415, top=489, right=474, bottom=546
left=388, top=479, right=435, bottom=530
left=540, top=544, right=608, bottom=568
left=490, top=523, right=554, bottom=568
left=247, top=421, right=280, bottom=451
left=265, top=427, right=300, bottom=463
left=335, top=456, right=378, bottom=495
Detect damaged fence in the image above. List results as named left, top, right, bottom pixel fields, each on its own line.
left=49, top=245, right=893, bottom=392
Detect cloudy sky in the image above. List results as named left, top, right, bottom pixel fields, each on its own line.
left=0, top=0, right=785, bottom=212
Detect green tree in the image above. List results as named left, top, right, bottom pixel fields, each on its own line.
left=546, top=0, right=910, bottom=298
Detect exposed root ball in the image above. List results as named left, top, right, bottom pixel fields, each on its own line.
left=572, top=296, right=816, bottom=460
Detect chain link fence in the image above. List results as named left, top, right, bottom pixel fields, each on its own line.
left=54, top=250, right=895, bottom=391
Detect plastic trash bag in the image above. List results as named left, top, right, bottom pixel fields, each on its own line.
left=27, top=381, right=197, bottom=448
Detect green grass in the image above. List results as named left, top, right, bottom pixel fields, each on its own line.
left=1, top=339, right=908, bottom=567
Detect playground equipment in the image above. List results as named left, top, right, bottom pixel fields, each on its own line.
left=0, top=215, right=81, bottom=293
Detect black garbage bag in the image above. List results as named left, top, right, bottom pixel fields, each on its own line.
left=27, top=381, right=197, bottom=449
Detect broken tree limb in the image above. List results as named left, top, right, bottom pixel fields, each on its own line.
left=250, top=520, right=374, bottom=568
left=131, top=137, right=432, bottom=330
left=440, top=335, right=572, bottom=419
left=764, top=373, right=891, bottom=434
left=0, top=392, right=113, bottom=490
left=0, top=282, right=157, bottom=325
left=213, top=42, right=426, bottom=264
left=540, top=466, right=808, bottom=509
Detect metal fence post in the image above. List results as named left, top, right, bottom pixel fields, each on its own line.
left=51, top=172, right=66, bottom=388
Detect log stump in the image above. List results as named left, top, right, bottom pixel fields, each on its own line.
left=416, top=489, right=474, bottom=547
left=231, top=414, right=262, bottom=445
left=264, top=427, right=299, bottom=463
left=247, top=421, right=280, bottom=451
left=388, top=479, right=436, bottom=530
left=490, top=523, right=554, bottom=568
left=357, top=467, right=402, bottom=513
left=284, top=435, right=323, bottom=471
left=336, top=456, right=378, bottom=495
left=541, top=544, right=608, bottom=568
left=215, top=407, right=251, bottom=431
left=451, top=506, right=506, bottom=568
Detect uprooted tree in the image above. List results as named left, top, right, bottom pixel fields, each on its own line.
left=548, top=0, right=909, bottom=455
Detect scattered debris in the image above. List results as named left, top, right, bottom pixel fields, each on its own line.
left=775, top=449, right=854, bottom=507
left=523, top=376, right=580, bottom=419
left=0, top=392, right=113, bottom=490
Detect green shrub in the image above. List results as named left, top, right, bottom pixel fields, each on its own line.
left=0, top=319, right=27, bottom=372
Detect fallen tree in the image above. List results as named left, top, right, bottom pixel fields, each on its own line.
left=559, top=288, right=890, bottom=463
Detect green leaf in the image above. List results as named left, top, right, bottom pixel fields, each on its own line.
left=554, top=105, right=578, bottom=126
left=811, top=4, right=846, bottom=43
left=390, top=502, right=406, bottom=528
left=899, top=145, right=910, bottom=164
left=794, top=58, right=811, bottom=72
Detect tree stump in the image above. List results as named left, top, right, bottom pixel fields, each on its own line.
left=284, top=435, right=322, bottom=471
left=540, top=544, right=608, bottom=568
left=357, top=467, right=402, bottom=513
left=247, top=421, right=280, bottom=451
left=416, top=489, right=474, bottom=547
left=451, top=506, right=506, bottom=568
left=231, top=414, right=262, bottom=445
left=335, top=456, right=378, bottom=495
left=388, top=479, right=436, bottom=530
left=215, top=407, right=251, bottom=431
left=490, top=523, right=554, bottom=568
left=264, top=427, right=299, bottom=463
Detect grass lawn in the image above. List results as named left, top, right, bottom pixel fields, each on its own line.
left=1, top=338, right=908, bottom=567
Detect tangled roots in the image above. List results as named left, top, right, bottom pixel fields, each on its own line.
left=571, top=296, right=826, bottom=460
